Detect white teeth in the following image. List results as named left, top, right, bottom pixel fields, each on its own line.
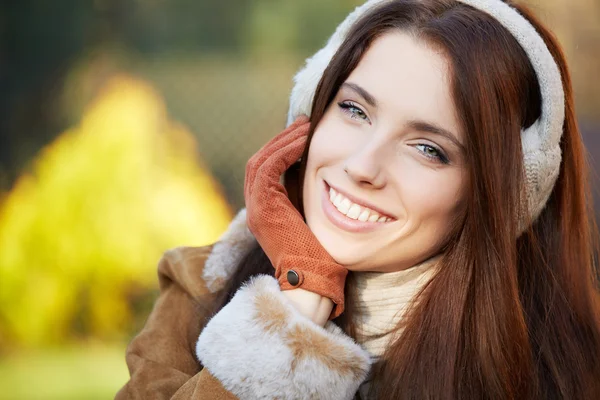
left=339, top=198, right=352, bottom=214
left=333, top=193, right=343, bottom=207
left=367, top=213, right=380, bottom=222
left=327, top=184, right=391, bottom=223
left=358, top=209, right=370, bottom=222
left=347, top=204, right=362, bottom=219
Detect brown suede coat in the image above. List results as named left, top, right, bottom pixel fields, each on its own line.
left=115, top=209, right=371, bottom=400
left=115, top=245, right=237, bottom=400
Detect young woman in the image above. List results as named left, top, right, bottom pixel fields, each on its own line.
left=117, top=1, right=600, bottom=399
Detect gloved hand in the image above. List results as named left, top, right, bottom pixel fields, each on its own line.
left=244, top=116, right=348, bottom=319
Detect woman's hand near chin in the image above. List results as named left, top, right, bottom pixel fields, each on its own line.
left=244, top=116, right=348, bottom=319
left=282, top=289, right=334, bottom=327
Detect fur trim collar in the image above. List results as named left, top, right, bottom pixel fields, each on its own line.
left=203, top=208, right=256, bottom=293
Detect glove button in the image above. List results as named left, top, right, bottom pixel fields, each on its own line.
left=287, top=270, right=300, bottom=286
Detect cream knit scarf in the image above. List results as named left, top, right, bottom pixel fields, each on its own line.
left=353, top=256, right=439, bottom=359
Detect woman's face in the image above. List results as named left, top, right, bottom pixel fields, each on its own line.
left=302, top=31, right=467, bottom=272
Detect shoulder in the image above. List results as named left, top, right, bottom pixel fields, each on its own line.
left=157, top=245, right=215, bottom=298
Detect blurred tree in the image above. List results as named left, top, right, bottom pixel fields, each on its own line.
left=0, top=75, right=232, bottom=349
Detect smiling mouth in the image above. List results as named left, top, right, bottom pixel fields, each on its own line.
left=328, top=186, right=392, bottom=222
left=321, top=180, right=395, bottom=233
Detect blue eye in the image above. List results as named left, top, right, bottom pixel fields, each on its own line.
left=338, top=101, right=370, bottom=122
left=415, top=144, right=449, bottom=164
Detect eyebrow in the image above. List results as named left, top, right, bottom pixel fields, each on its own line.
left=341, top=81, right=463, bottom=150
left=408, top=120, right=464, bottom=150
left=341, top=82, right=378, bottom=107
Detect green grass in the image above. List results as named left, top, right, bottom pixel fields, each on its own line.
left=0, top=343, right=129, bottom=400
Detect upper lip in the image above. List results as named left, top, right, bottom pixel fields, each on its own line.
left=325, top=180, right=395, bottom=220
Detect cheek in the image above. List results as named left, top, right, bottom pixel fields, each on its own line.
left=395, top=163, right=465, bottom=223
left=308, top=131, right=342, bottom=164
left=306, top=111, right=364, bottom=166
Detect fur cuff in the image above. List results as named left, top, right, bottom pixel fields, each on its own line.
left=196, top=275, right=371, bottom=400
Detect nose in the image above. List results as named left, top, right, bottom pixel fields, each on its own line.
left=343, top=142, right=386, bottom=189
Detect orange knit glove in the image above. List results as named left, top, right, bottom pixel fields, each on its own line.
left=244, top=116, right=348, bottom=319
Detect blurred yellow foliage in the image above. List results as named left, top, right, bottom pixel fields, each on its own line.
left=0, top=75, right=233, bottom=349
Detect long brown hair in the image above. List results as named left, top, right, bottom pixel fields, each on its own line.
left=211, top=1, right=600, bottom=398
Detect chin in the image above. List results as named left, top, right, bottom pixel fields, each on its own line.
left=308, top=224, right=363, bottom=266
left=330, top=252, right=362, bottom=268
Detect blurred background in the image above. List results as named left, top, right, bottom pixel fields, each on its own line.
left=0, top=0, right=598, bottom=398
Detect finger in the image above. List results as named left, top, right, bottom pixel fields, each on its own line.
left=245, top=135, right=306, bottom=205
left=248, top=118, right=309, bottom=170
left=257, top=116, right=309, bottom=156
left=256, top=135, right=307, bottom=184
left=250, top=180, right=303, bottom=246
left=245, top=122, right=305, bottom=196
left=245, top=121, right=309, bottom=198
left=245, top=135, right=307, bottom=232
